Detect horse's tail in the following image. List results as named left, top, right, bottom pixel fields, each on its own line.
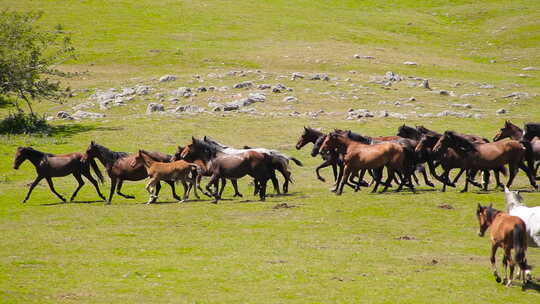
left=513, top=224, right=530, bottom=271
left=497, top=165, right=508, bottom=177
left=89, top=158, right=104, bottom=183
left=290, top=157, right=303, bottom=167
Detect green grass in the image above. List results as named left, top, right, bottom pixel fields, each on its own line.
left=1, top=0, right=540, bottom=303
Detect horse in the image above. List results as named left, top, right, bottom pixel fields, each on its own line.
left=523, top=122, right=540, bottom=142
left=181, top=137, right=276, bottom=203
left=476, top=204, right=532, bottom=286
left=494, top=120, right=540, bottom=179
left=202, top=136, right=302, bottom=194
left=433, top=131, right=537, bottom=192
left=85, top=141, right=181, bottom=204
left=130, top=150, right=200, bottom=204
left=505, top=187, right=540, bottom=248
left=319, top=131, right=415, bottom=194
left=13, top=146, right=105, bottom=203
left=296, top=127, right=341, bottom=184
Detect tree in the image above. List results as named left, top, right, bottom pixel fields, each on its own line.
left=0, top=10, right=75, bottom=114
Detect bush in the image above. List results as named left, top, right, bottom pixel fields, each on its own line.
left=0, top=112, right=50, bottom=135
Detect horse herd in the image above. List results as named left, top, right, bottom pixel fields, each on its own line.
left=10, top=120, right=540, bottom=287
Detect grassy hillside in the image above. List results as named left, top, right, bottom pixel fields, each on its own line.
left=1, top=0, right=540, bottom=303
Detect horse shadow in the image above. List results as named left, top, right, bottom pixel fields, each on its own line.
left=40, top=200, right=104, bottom=206
left=522, top=279, right=540, bottom=292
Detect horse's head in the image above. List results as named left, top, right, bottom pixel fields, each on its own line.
left=504, top=186, right=524, bottom=211
left=522, top=123, right=540, bottom=142
left=296, top=127, right=312, bottom=150
left=319, top=132, right=341, bottom=154
left=311, top=135, right=326, bottom=157
left=181, top=137, right=211, bottom=160
left=415, top=134, right=438, bottom=154
left=13, top=147, right=30, bottom=169
left=432, top=131, right=453, bottom=154
left=476, top=203, right=496, bottom=237
left=171, top=146, right=185, bottom=161
left=397, top=124, right=418, bottom=139
left=85, top=141, right=101, bottom=159
left=494, top=120, right=522, bottom=141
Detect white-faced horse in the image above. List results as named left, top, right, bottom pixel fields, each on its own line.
left=505, top=187, right=540, bottom=248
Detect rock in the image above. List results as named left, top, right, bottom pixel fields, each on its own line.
left=431, top=90, right=454, bottom=96
left=291, top=72, right=304, bottom=80
left=174, top=105, right=204, bottom=113
left=223, top=104, right=239, bottom=111
left=460, top=92, right=481, bottom=98
left=159, top=75, right=177, bottom=82
left=354, top=54, right=375, bottom=59
left=309, top=73, right=330, bottom=81
left=522, top=66, right=538, bottom=71
left=72, top=110, right=105, bottom=119
left=218, top=86, right=229, bottom=92
left=403, top=61, right=418, bottom=66
left=169, top=97, right=180, bottom=103
left=417, top=113, right=435, bottom=118
left=283, top=96, right=298, bottom=103
left=388, top=112, right=407, bottom=119
left=119, top=87, right=136, bottom=97
left=135, top=85, right=151, bottom=95
left=517, top=74, right=530, bottom=78
left=496, top=108, right=507, bottom=115
left=437, top=110, right=472, bottom=118
left=146, top=103, right=165, bottom=114
left=451, top=103, right=472, bottom=109
left=479, top=84, right=495, bottom=89
left=233, top=81, right=254, bottom=89
left=502, top=92, right=529, bottom=99
left=72, top=102, right=93, bottom=111
left=196, top=87, right=207, bottom=92
left=419, top=79, right=430, bottom=89
left=473, top=114, right=484, bottom=119
left=272, top=84, right=288, bottom=93
left=258, top=84, right=272, bottom=90
left=347, top=109, right=374, bottom=119
left=56, top=111, right=73, bottom=120
left=248, top=92, right=266, bottom=103
left=171, top=87, right=196, bottom=98
left=384, top=71, right=401, bottom=82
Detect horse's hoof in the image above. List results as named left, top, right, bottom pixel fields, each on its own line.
left=211, top=200, right=218, bottom=204
left=178, top=200, right=185, bottom=203
left=496, top=276, right=502, bottom=283
left=318, top=177, right=326, bottom=183
left=105, top=201, right=111, bottom=205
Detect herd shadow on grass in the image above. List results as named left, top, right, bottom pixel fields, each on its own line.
left=49, top=124, right=122, bottom=138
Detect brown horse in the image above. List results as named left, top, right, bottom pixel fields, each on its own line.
left=130, top=150, right=200, bottom=204
left=13, top=147, right=105, bottom=203
left=296, top=127, right=341, bottom=183
left=476, top=204, right=531, bottom=286
left=433, top=131, right=537, bottom=191
left=319, top=131, right=415, bottom=194
left=85, top=141, right=181, bottom=204
left=494, top=120, right=540, bottom=179
left=181, top=137, right=277, bottom=203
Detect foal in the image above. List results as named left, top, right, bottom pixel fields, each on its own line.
left=131, top=150, right=200, bottom=204
left=476, top=204, right=531, bottom=286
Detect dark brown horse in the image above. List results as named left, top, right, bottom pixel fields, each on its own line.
left=85, top=141, right=181, bottom=204
left=476, top=204, right=531, bottom=286
left=181, top=137, right=276, bottom=203
left=494, top=120, right=540, bottom=179
left=13, top=147, right=105, bottom=203
left=433, top=131, right=537, bottom=191
left=319, top=131, right=415, bottom=194
left=296, top=127, right=340, bottom=183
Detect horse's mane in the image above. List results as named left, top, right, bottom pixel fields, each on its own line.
left=305, top=127, right=324, bottom=137
left=22, top=147, right=52, bottom=158
left=202, top=136, right=228, bottom=149
left=445, top=131, right=478, bottom=153
left=93, top=143, right=129, bottom=164
left=343, top=130, right=372, bottom=144
left=193, top=137, right=221, bottom=158
left=416, top=125, right=441, bottom=137
left=398, top=125, right=420, bottom=139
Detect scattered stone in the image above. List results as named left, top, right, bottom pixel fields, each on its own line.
left=291, top=72, right=304, bottom=80
left=460, top=92, right=481, bottom=98
left=171, top=87, right=196, bottom=98
left=196, top=87, right=207, bottom=92
left=431, top=90, right=454, bottom=96
left=409, top=97, right=416, bottom=101
left=517, top=74, right=530, bottom=78
left=135, top=85, right=151, bottom=95
left=169, top=97, right=180, bottom=103
left=419, top=79, right=430, bottom=89
left=218, top=86, right=229, bottom=92
left=479, top=84, right=495, bottom=89
left=490, top=59, right=496, bottom=63
left=283, top=96, right=298, bottom=103
left=174, top=105, right=204, bottom=113
left=396, top=235, right=416, bottom=241
left=451, top=103, right=472, bottom=109
left=146, top=103, right=165, bottom=114
left=347, top=109, right=374, bottom=119
left=159, top=75, right=177, bottom=82
left=354, top=54, right=375, bottom=59
left=56, top=111, right=73, bottom=120
left=258, top=84, right=272, bottom=90
left=417, top=113, right=435, bottom=118
left=72, top=110, right=105, bottom=119
left=473, top=114, right=484, bottom=119
left=437, top=110, right=472, bottom=118
left=438, top=203, right=454, bottom=209
left=403, top=61, right=418, bottom=66
left=273, top=203, right=296, bottom=209
left=502, top=92, right=530, bottom=99
left=522, top=66, right=538, bottom=71
left=496, top=108, right=507, bottom=115
left=72, top=102, right=93, bottom=111
left=233, top=81, right=254, bottom=89
left=384, top=71, right=401, bottom=82
left=309, top=73, right=330, bottom=81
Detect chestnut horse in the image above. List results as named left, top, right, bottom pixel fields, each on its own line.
left=433, top=131, right=537, bottom=191
left=13, top=147, right=106, bottom=203
left=494, top=120, right=540, bottom=179
left=476, top=204, right=531, bottom=286
left=85, top=141, right=181, bottom=204
left=319, top=131, right=415, bottom=194
left=131, top=150, right=200, bottom=204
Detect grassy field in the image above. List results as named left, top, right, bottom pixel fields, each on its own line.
left=1, top=0, right=540, bottom=303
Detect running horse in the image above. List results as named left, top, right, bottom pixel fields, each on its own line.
left=476, top=204, right=532, bottom=286
left=296, top=127, right=341, bottom=184
left=85, top=141, right=182, bottom=204
left=13, top=146, right=106, bottom=203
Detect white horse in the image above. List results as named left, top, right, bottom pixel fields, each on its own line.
left=505, top=187, right=540, bottom=248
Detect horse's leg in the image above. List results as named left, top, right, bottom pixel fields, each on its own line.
left=146, top=178, right=159, bottom=204
left=337, top=166, right=351, bottom=195
left=506, top=249, right=515, bottom=287
left=45, top=177, right=66, bottom=202
left=258, top=178, right=268, bottom=201
left=491, top=244, right=501, bottom=283
left=190, top=175, right=200, bottom=200
left=231, top=180, right=243, bottom=197
left=219, top=178, right=228, bottom=198
left=333, top=162, right=345, bottom=193
left=371, top=167, right=383, bottom=193
left=493, top=170, right=504, bottom=190
left=518, top=161, right=538, bottom=190
left=506, top=163, right=519, bottom=189
left=270, top=170, right=280, bottom=195
left=418, top=164, right=434, bottom=187
left=315, top=159, right=333, bottom=182
left=164, top=180, right=182, bottom=201
left=440, top=168, right=451, bottom=192
left=381, top=167, right=395, bottom=193
left=502, top=252, right=509, bottom=286
left=81, top=169, right=106, bottom=201
left=481, top=170, right=490, bottom=191
left=69, top=173, right=85, bottom=202
left=451, top=168, right=465, bottom=186
left=180, top=180, right=189, bottom=202
left=22, top=175, right=44, bottom=203
left=411, top=171, right=419, bottom=185
left=116, top=180, right=135, bottom=199
left=331, top=163, right=338, bottom=183
left=460, top=173, right=470, bottom=193
left=107, top=177, right=117, bottom=204
left=206, top=174, right=220, bottom=204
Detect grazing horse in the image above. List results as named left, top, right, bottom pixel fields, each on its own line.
left=181, top=137, right=276, bottom=203
left=433, top=131, right=537, bottom=191
left=202, top=136, right=302, bottom=194
left=85, top=141, right=181, bottom=204
left=13, top=147, right=105, bottom=203
left=505, top=187, right=540, bottom=248
left=319, top=131, right=415, bottom=194
left=476, top=204, right=531, bottom=286
left=494, top=120, right=540, bottom=179
left=130, top=150, right=200, bottom=204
